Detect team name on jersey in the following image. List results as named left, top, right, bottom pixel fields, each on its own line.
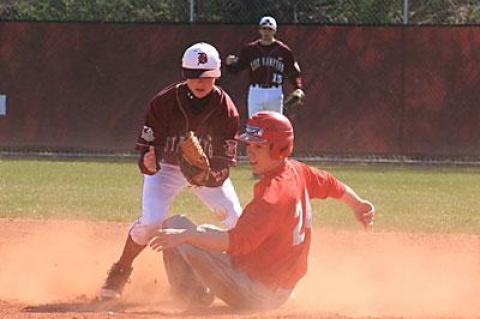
left=250, top=57, right=284, bottom=73
left=164, top=134, right=214, bottom=158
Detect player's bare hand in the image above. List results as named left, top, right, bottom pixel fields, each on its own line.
left=354, top=200, right=375, bottom=230
left=150, top=228, right=189, bottom=251
left=225, top=54, right=238, bottom=66
left=143, top=146, right=158, bottom=173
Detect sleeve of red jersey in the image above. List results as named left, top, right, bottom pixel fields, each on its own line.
left=227, top=198, right=279, bottom=256
left=304, top=164, right=346, bottom=199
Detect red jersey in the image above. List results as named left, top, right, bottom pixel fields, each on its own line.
left=227, top=160, right=345, bottom=289
left=226, top=40, right=302, bottom=89
left=136, top=82, right=240, bottom=187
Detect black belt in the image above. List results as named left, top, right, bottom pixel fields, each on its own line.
left=252, top=83, right=280, bottom=88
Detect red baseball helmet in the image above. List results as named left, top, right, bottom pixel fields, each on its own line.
left=238, top=111, right=294, bottom=159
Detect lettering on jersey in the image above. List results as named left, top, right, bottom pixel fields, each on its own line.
left=251, top=59, right=261, bottom=71
left=250, top=57, right=284, bottom=73
left=164, top=134, right=213, bottom=158
left=197, top=52, right=208, bottom=65
left=141, top=126, right=155, bottom=142
left=224, top=139, right=238, bottom=158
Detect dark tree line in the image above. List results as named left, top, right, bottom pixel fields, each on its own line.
left=1, top=0, right=479, bottom=24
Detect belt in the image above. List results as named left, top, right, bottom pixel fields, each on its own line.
left=252, top=83, right=280, bottom=88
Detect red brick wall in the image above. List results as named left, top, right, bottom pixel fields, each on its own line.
left=0, top=22, right=479, bottom=156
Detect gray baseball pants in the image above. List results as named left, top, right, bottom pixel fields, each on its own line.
left=162, top=215, right=292, bottom=310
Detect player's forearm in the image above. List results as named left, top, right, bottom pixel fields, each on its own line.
left=338, top=185, right=375, bottom=228
left=338, top=185, right=370, bottom=212
left=289, top=76, right=303, bottom=90
left=137, top=147, right=160, bottom=175
left=186, top=225, right=229, bottom=251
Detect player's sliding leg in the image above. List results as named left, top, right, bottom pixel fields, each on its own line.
left=162, top=215, right=214, bottom=308
left=98, top=166, right=185, bottom=300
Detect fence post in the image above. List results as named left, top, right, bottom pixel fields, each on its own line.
left=293, top=3, right=298, bottom=23
left=403, top=0, right=409, bottom=24
left=189, top=0, right=195, bottom=23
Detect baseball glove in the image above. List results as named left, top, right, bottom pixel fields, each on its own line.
left=177, top=131, right=210, bottom=186
left=284, top=88, right=305, bottom=113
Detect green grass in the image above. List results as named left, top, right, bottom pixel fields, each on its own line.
left=1, top=159, right=479, bottom=234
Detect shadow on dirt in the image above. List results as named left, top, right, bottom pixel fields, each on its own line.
left=23, top=298, right=137, bottom=313
left=22, top=297, right=244, bottom=316
left=126, top=305, right=251, bottom=317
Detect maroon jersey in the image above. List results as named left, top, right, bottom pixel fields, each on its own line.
left=226, top=40, right=302, bottom=89
left=136, top=82, right=240, bottom=187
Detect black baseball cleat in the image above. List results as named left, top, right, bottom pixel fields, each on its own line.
left=98, top=263, right=133, bottom=301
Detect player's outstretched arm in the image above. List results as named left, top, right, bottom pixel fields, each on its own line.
left=337, top=185, right=375, bottom=229
left=224, top=47, right=249, bottom=73
left=150, top=225, right=229, bottom=252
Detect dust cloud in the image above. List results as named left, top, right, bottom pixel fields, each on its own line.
left=294, top=230, right=480, bottom=318
left=0, top=219, right=167, bottom=305
left=0, top=219, right=479, bottom=318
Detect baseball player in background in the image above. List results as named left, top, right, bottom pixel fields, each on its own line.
left=225, top=16, right=305, bottom=116
left=149, top=111, right=375, bottom=310
left=98, top=42, right=242, bottom=300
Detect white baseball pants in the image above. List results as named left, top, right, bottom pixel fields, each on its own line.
left=130, top=163, right=242, bottom=245
left=247, top=85, right=284, bottom=116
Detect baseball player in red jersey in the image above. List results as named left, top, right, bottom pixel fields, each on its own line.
left=98, top=42, right=242, bottom=300
left=225, top=16, right=304, bottom=116
left=149, top=111, right=375, bottom=310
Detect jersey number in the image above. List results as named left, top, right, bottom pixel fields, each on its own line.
left=272, top=73, right=283, bottom=85
left=293, top=190, right=312, bottom=246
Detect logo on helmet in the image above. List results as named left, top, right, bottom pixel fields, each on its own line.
left=197, top=52, right=208, bottom=65
left=245, top=125, right=264, bottom=138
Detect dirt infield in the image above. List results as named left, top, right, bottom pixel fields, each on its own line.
left=0, top=219, right=478, bottom=319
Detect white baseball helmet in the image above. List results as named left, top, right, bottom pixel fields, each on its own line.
left=181, top=42, right=221, bottom=79
left=259, top=16, right=277, bottom=31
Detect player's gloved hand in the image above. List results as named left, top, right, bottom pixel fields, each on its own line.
left=283, top=89, right=305, bottom=119
left=177, top=131, right=211, bottom=187
left=284, top=88, right=305, bottom=109
left=225, top=54, right=238, bottom=66
left=143, top=146, right=159, bottom=174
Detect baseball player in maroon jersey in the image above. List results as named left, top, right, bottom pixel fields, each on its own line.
left=98, top=42, right=243, bottom=300
left=225, top=16, right=304, bottom=116
left=149, top=111, right=375, bottom=310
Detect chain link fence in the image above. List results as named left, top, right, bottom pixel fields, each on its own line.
left=193, top=0, right=480, bottom=24
left=1, top=0, right=480, bottom=24
left=1, top=1, right=480, bottom=164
